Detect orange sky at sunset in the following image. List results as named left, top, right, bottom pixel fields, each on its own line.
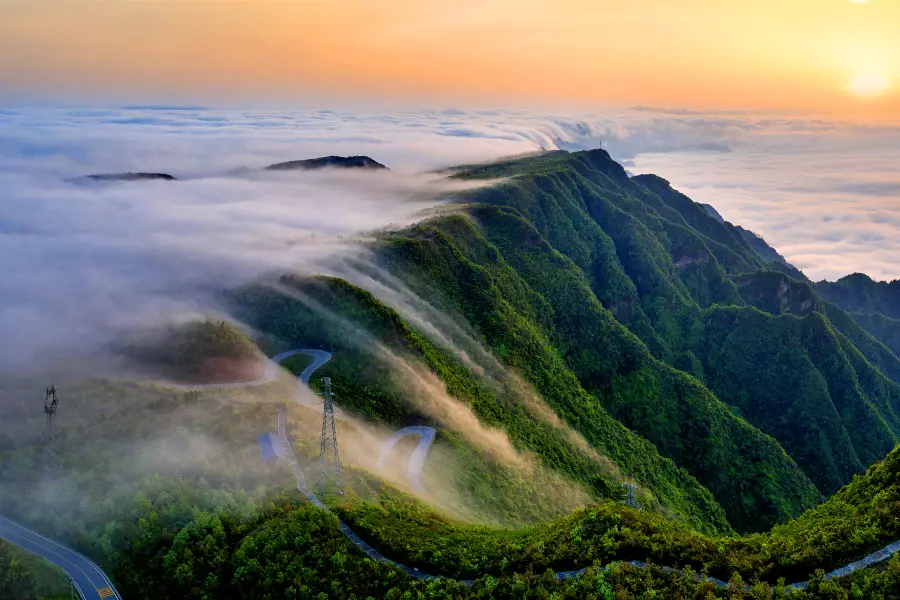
left=2, top=0, right=899, bottom=115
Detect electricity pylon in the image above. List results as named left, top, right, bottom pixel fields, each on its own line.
left=42, top=386, right=61, bottom=479
left=317, top=377, right=344, bottom=495
left=623, top=482, right=642, bottom=509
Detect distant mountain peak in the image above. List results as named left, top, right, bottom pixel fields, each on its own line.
left=265, top=155, right=388, bottom=171
left=69, top=172, right=177, bottom=183
left=838, top=272, right=876, bottom=284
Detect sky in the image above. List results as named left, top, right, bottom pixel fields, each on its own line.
left=2, top=0, right=900, bottom=116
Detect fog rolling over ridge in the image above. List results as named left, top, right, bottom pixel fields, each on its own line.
left=4, top=105, right=900, bottom=378
left=332, top=258, right=628, bottom=483
left=5, top=105, right=900, bottom=283
left=0, top=164, right=479, bottom=378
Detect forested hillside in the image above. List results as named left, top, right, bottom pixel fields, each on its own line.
left=0, top=541, right=67, bottom=600
left=232, top=148, right=900, bottom=534
left=815, top=274, right=900, bottom=368
left=853, top=312, right=900, bottom=357
left=4, top=148, right=900, bottom=599
left=436, top=150, right=900, bottom=514
left=817, top=274, right=900, bottom=319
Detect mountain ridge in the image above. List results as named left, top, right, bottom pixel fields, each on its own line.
left=235, top=148, right=845, bottom=533
left=68, top=172, right=177, bottom=182
left=265, top=155, right=388, bottom=171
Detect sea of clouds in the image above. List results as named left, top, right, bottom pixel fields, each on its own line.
left=624, top=112, right=900, bottom=284
left=2, top=105, right=900, bottom=373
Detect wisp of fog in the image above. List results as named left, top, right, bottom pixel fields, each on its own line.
left=0, top=164, right=484, bottom=376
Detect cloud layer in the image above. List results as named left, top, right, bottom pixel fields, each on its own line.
left=626, top=117, right=900, bottom=282
left=0, top=107, right=508, bottom=375
left=2, top=105, right=899, bottom=375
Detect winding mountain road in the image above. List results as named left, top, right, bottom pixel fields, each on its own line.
left=272, top=348, right=900, bottom=593
left=2, top=347, right=897, bottom=598
left=376, top=426, right=436, bottom=493
left=0, top=515, right=121, bottom=600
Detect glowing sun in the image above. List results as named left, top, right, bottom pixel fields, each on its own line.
left=848, top=71, right=890, bottom=97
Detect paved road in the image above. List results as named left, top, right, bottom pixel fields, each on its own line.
left=276, top=348, right=332, bottom=385
left=0, top=515, right=121, bottom=600
left=377, top=426, right=436, bottom=492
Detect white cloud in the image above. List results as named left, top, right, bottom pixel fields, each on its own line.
left=0, top=107, right=510, bottom=375
left=626, top=116, right=900, bottom=282
left=2, top=105, right=900, bottom=376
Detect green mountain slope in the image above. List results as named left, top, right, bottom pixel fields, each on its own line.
left=233, top=148, right=834, bottom=533
left=731, top=271, right=900, bottom=384
left=677, top=270, right=900, bottom=495
left=0, top=541, right=68, bottom=600
left=853, top=311, right=900, bottom=358
left=338, top=443, right=900, bottom=585
left=383, top=208, right=815, bottom=532
left=817, top=273, right=900, bottom=319
left=444, top=149, right=899, bottom=516
left=819, top=278, right=900, bottom=368
left=230, top=273, right=733, bottom=534
left=690, top=305, right=900, bottom=494
left=382, top=148, right=899, bottom=531
left=234, top=148, right=900, bottom=538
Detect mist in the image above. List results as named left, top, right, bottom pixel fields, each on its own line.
left=331, top=259, right=627, bottom=481
left=6, top=104, right=900, bottom=310
left=5, top=102, right=898, bottom=531
left=253, top=283, right=594, bottom=524
left=0, top=105, right=601, bottom=531
left=0, top=164, right=489, bottom=378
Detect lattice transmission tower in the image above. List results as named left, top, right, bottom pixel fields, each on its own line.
left=42, top=385, right=61, bottom=478
left=622, top=482, right=642, bottom=510
left=317, top=377, right=344, bottom=495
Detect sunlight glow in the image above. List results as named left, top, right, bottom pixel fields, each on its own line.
left=4, top=0, right=900, bottom=113
left=848, top=71, right=890, bottom=97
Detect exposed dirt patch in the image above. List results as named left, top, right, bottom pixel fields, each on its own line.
left=173, top=356, right=265, bottom=385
